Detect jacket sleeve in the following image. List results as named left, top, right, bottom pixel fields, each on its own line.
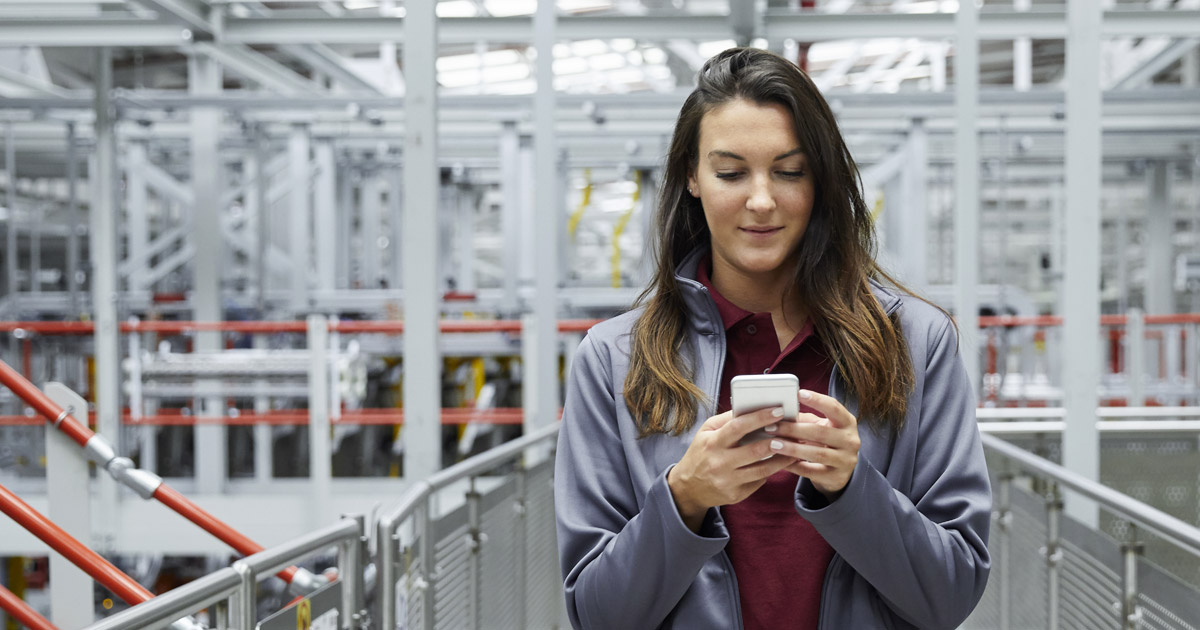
left=555, top=335, right=729, bottom=630
left=794, top=319, right=992, bottom=629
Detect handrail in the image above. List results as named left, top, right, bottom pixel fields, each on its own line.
left=979, top=420, right=1200, bottom=434
left=0, top=319, right=603, bottom=335
left=377, top=422, right=561, bottom=630
left=83, top=518, right=364, bottom=630
left=0, top=359, right=315, bottom=591
left=981, top=433, right=1200, bottom=558
left=79, top=568, right=241, bottom=630
left=0, top=483, right=200, bottom=630
left=0, top=583, right=56, bottom=630
left=977, top=406, right=1200, bottom=420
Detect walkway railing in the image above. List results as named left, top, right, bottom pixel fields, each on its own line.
left=376, top=422, right=562, bottom=630
left=81, top=517, right=367, bottom=630
left=966, top=433, right=1200, bottom=630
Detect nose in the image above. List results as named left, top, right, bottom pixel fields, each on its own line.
left=745, top=173, right=776, bottom=213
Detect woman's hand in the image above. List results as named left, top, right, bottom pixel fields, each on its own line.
left=666, top=407, right=796, bottom=532
left=765, top=389, right=861, bottom=502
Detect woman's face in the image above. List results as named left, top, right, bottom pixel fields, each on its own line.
left=687, top=98, right=815, bottom=287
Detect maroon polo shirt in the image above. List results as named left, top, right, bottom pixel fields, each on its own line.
left=697, top=256, right=836, bottom=630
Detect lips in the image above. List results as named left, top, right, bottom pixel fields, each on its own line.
left=741, top=226, right=783, bottom=235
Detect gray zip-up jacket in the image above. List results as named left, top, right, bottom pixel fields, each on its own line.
left=555, top=247, right=992, bottom=630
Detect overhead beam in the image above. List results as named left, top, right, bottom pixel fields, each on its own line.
left=1111, top=38, right=1200, bottom=89
left=4, top=11, right=1200, bottom=46
left=192, top=42, right=317, bottom=94
left=0, top=67, right=73, bottom=98
left=125, top=0, right=214, bottom=38
left=280, top=44, right=382, bottom=94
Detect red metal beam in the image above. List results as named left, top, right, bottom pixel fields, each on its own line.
left=0, top=583, right=56, bottom=630
left=0, top=318, right=605, bottom=336
left=0, top=484, right=154, bottom=607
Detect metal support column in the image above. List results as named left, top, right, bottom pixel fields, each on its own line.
left=127, top=142, right=149, bottom=291
left=190, top=51, right=226, bottom=496
left=402, top=0, right=441, bottom=482
left=456, top=182, right=476, bottom=295
left=337, top=162, right=352, bottom=290
left=499, top=121, right=520, bottom=315
left=315, top=139, right=337, bottom=295
left=1127, top=308, right=1145, bottom=407
left=1063, top=0, right=1103, bottom=527
left=1014, top=0, right=1032, bottom=92
left=528, top=0, right=558, bottom=454
left=289, top=124, right=312, bottom=313
left=66, top=122, right=80, bottom=316
left=362, top=175, right=383, bottom=289
left=5, top=122, right=17, bottom=299
left=900, top=119, right=928, bottom=290
left=308, top=315, right=332, bottom=528
left=45, top=382, right=93, bottom=628
left=91, top=47, right=121, bottom=548
left=1145, top=161, right=1173, bottom=315
left=954, top=0, right=980, bottom=388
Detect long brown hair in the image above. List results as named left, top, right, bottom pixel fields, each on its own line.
left=625, top=47, right=919, bottom=437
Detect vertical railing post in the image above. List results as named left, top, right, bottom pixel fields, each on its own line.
left=466, top=481, right=482, bottom=630
left=997, top=469, right=1013, bottom=630
left=377, top=515, right=398, bottom=630
left=421, top=499, right=436, bottom=630
left=514, top=464, right=528, bottom=630
left=1044, top=485, right=1063, bottom=630
left=340, top=514, right=367, bottom=629
left=231, top=560, right=256, bottom=630
left=1120, top=524, right=1144, bottom=630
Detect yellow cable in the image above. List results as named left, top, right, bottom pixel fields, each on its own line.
left=567, top=168, right=592, bottom=240
left=870, top=193, right=885, bottom=224
left=612, top=170, right=641, bottom=288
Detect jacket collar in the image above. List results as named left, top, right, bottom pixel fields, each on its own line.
left=672, top=246, right=904, bottom=333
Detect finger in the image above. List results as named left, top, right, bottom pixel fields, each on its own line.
left=700, top=410, right=735, bottom=432
left=772, top=421, right=844, bottom=449
left=718, top=406, right=785, bottom=447
left=767, top=439, right=847, bottom=468
left=785, top=460, right=833, bottom=477
left=798, top=389, right=857, bottom=429
left=733, top=452, right=795, bottom=483
left=727, top=434, right=786, bottom=468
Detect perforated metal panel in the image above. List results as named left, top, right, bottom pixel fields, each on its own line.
left=524, top=461, right=561, bottom=629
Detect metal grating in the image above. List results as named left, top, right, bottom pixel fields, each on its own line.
left=524, top=461, right=561, bottom=629
left=433, top=519, right=472, bottom=629
left=479, top=478, right=523, bottom=629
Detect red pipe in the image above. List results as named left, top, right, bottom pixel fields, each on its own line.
left=0, top=359, right=302, bottom=585
left=0, top=583, right=56, bottom=630
left=0, top=360, right=92, bottom=447
left=0, top=484, right=153, bottom=606
left=151, top=485, right=297, bottom=584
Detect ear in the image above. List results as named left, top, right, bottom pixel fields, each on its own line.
left=686, top=170, right=699, bottom=198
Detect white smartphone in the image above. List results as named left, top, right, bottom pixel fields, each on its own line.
left=731, top=373, right=799, bottom=445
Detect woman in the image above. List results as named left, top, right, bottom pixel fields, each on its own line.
left=554, top=47, right=991, bottom=630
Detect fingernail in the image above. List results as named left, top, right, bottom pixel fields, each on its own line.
left=771, top=408, right=784, bottom=417
left=799, top=389, right=812, bottom=400
left=764, top=424, right=777, bottom=433
left=770, top=440, right=783, bottom=451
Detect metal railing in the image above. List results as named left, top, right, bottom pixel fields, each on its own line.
left=82, top=516, right=367, bottom=630
left=966, top=433, right=1200, bottom=630
left=377, top=423, right=562, bottom=630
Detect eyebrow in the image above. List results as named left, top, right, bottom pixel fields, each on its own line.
left=707, top=148, right=806, bottom=162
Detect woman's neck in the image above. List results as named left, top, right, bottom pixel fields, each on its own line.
left=710, top=263, right=806, bottom=333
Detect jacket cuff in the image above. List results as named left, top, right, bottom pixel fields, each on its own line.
left=793, top=457, right=876, bottom=526
left=652, top=465, right=730, bottom=552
